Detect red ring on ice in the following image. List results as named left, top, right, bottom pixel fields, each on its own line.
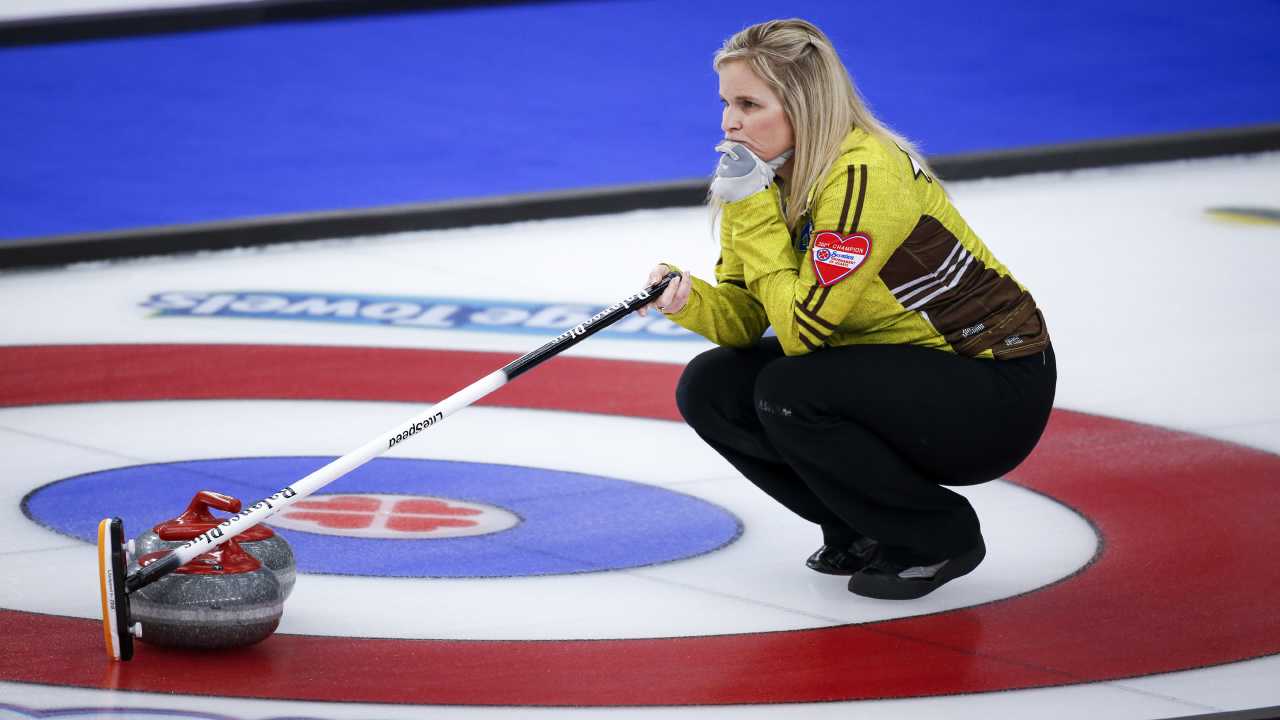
left=3, top=345, right=1279, bottom=705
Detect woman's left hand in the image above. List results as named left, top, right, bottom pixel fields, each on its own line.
left=638, top=265, right=693, bottom=317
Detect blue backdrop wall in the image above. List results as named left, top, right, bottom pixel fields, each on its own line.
left=2, top=0, right=1278, bottom=241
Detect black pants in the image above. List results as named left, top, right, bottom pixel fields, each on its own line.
left=676, top=339, right=1056, bottom=566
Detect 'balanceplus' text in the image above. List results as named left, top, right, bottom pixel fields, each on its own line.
left=144, top=291, right=698, bottom=340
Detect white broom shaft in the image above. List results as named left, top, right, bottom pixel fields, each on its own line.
left=125, top=270, right=679, bottom=593
left=129, top=370, right=507, bottom=587
left=177, top=371, right=504, bottom=562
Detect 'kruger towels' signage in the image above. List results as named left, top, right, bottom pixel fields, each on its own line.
left=144, top=291, right=700, bottom=340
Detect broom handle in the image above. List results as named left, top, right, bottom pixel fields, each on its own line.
left=126, top=271, right=682, bottom=593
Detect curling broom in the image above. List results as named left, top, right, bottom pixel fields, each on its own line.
left=98, top=271, right=682, bottom=660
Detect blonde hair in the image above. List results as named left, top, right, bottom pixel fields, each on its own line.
left=712, top=19, right=942, bottom=231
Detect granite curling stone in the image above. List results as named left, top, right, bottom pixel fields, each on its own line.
left=133, top=489, right=297, bottom=599
left=129, top=537, right=283, bottom=650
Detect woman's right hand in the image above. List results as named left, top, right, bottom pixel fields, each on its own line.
left=710, top=142, right=792, bottom=203
left=638, top=265, right=692, bottom=317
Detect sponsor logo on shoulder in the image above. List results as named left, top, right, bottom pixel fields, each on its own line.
left=143, top=291, right=698, bottom=340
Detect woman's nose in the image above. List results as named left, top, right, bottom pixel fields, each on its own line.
left=721, top=108, right=739, bottom=133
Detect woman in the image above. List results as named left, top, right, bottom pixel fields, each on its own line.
left=642, top=19, right=1056, bottom=600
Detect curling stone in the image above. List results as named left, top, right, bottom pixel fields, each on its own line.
left=128, top=537, right=283, bottom=649
left=133, top=490, right=296, bottom=599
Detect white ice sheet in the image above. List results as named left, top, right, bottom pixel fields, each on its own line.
left=2, top=153, right=1278, bottom=719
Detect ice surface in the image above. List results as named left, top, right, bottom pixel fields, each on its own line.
left=2, top=153, right=1278, bottom=718
left=1, top=400, right=1097, bottom=638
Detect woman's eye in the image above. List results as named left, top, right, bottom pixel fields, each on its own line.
left=743, top=100, right=757, bottom=108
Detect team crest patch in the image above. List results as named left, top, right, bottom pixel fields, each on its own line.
left=796, top=219, right=814, bottom=252
left=811, top=231, right=872, bottom=286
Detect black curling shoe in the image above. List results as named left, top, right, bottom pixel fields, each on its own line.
left=805, top=537, right=878, bottom=576
left=847, top=538, right=986, bottom=600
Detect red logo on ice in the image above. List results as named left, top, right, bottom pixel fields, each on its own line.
left=811, top=231, right=871, bottom=287
left=268, top=493, right=520, bottom=539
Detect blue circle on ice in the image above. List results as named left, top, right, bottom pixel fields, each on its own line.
left=22, top=457, right=741, bottom=578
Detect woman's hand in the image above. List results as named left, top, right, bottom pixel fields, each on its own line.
left=638, top=265, right=692, bottom=317
left=710, top=141, right=793, bottom=203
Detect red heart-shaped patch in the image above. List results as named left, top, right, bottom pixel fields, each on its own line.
left=811, top=231, right=872, bottom=287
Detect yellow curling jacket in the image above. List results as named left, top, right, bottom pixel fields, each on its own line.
left=667, top=129, right=1050, bottom=359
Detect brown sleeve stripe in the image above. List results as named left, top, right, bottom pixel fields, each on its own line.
left=800, top=284, right=817, bottom=309
left=811, top=286, right=832, bottom=315
left=720, top=279, right=746, bottom=289
left=836, top=165, right=857, bottom=234
left=849, top=164, right=868, bottom=233
left=794, top=314, right=828, bottom=345
left=798, top=333, right=820, bottom=351
left=795, top=301, right=837, bottom=331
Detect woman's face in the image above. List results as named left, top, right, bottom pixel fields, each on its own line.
left=719, top=60, right=795, bottom=164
